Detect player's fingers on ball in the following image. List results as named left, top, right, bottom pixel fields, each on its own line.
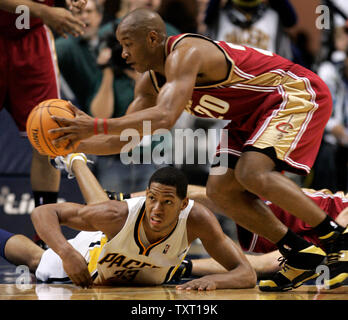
left=51, top=114, right=74, bottom=126
left=67, top=101, right=82, bottom=115
left=53, top=134, right=75, bottom=146
left=65, top=139, right=76, bottom=150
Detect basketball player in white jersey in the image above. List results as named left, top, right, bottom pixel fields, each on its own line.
left=0, top=153, right=256, bottom=290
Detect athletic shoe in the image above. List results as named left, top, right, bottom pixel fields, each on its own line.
left=320, top=227, right=348, bottom=289
left=259, top=244, right=326, bottom=291
left=50, top=153, right=91, bottom=179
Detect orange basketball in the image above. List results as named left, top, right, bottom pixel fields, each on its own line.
left=26, top=99, right=80, bottom=157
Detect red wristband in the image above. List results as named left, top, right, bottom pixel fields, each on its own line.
left=94, top=118, right=99, bottom=135
left=103, top=118, right=108, bottom=135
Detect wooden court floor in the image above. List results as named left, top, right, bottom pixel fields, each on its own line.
left=1, top=261, right=348, bottom=301
left=1, top=283, right=348, bottom=300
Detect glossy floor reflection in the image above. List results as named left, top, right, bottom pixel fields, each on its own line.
left=1, top=283, right=348, bottom=300
left=1, top=264, right=348, bottom=300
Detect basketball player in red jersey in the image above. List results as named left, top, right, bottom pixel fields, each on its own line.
left=0, top=0, right=86, bottom=245
left=49, top=8, right=348, bottom=291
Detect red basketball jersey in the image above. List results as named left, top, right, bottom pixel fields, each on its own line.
left=0, top=0, right=53, bottom=37
left=237, top=189, right=348, bottom=253
left=149, top=33, right=330, bottom=133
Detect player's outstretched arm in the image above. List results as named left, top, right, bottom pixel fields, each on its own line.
left=49, top=42, right=201, bottom=152
left=56, top=72, right=158, bottom=154
left=177, top=203, right=257, bottom=290
left=49, top=153, right=128, bottom=239
left=31, top=202, right=93, bottom=287
left=31, top=154, right=127, bottom=287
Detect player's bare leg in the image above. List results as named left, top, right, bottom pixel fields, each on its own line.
left=206, top=153, right=330, bottom=291
left=31, top=148, right=60, bottom=193
left=234, top=151, right=329, bottom=228
left=207, top=166, right=288, bottom=244
left=4, top=234, right=44, bottom=273
left=30, top=148, right=61, bottom=246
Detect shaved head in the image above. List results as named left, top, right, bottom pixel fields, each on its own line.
left=116, top=8, right=168, bottom=73
left=118, top=8, right=167, bottom=40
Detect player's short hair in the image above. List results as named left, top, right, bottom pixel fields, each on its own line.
left=148, top=167, right=188, bottom=200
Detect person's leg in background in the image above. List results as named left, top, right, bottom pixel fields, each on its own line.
left=0, top=229, right=44, bottom=273
left=8, top=26, right=62, bottom=246
left=31, top=148, right=60, bottom=219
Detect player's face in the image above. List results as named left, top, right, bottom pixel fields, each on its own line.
left=144, top=183, right=188, bottom=236
left=116, top=28, right=153, bottom=73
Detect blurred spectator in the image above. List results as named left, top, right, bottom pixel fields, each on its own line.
left=0, top=0, right=87, bottom=247
left=83, top=0, right=180, bottom=193
left=319, top=0, right=348, bottom=64
left=117, top=0, right=161, bottom=17
left=111, top=0, right=179, bottom=37
left=100, top=0, right=121, bottom=25
left=156, top=0, right=210, bottom=35
left=204, top=0, right=297, bottom=60
left=55, top=0, right=106, bottom=112
left=309, top=49, right=348, bottom=192
left=157, top=0, right=199, bottom=33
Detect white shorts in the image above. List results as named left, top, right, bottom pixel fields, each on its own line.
left=35, top=231, right=103, bottom=283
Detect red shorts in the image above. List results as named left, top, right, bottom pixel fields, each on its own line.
left=0, top=25, right=60, bottom=135
left=237, top=189, right=348, bottom=253
left=215, top=67, right=332, bottom=175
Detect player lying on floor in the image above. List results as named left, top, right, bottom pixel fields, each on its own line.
left=50, top=154, right=348, bottom=287
left=111, top=183, right=348, bottom=284
left=0, top=154, right=256, bottom=290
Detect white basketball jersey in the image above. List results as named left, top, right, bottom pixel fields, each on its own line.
left=90, top=197, right=194, bottom=285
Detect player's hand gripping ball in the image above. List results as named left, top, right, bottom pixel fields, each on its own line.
left=26, top=99, right=80, bottom=157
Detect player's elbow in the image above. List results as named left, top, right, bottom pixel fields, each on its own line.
left=30, top=205, right=48, bottom=226
left=30, top=206, right=41, bottom=226
left=158, top=115, right=175, bottom=130
left=155, top=109, right=178, bottom=130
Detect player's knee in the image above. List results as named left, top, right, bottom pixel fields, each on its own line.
left=206, top=175, right=243, bottom=210
left=28, top=250, right=42, bottom=272
left=234, top=164, right=270, bottom=192
left=206, top=177, right=224, bottom=203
